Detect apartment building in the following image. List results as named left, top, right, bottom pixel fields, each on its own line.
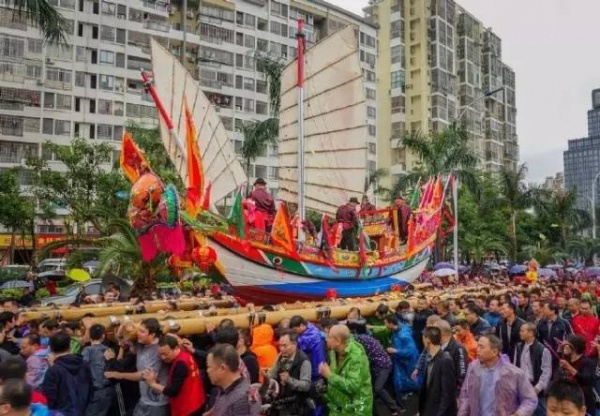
left=364, top=0, right=518, bottom=188
left=0, top=0, right=377, bottom=247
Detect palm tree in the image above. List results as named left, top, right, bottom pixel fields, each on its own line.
left=498, top=164, right=539, bottom=262
left=241, top=54, right=283, bottom=183
left=460, top=233, right=508, bottom=273
left=15, top=0, right=68, bottom=44
left=393, top=123, right=480, bottom=197
left=521, top=237, right=567, bottom=267
left=568, top=237, right=600, bottom=266
left=540, top=190, right=592, bottom=249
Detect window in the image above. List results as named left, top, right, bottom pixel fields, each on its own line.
left=75, top=71, right=85, bottom=87
left=391, top=45, right=403, bottom=64
left=99, top=50, right=114, bottom=65
left=256, top=80, right=267, bottom=94
left=243, top=78, right=255, bottom=91
left=391, top=70, right=405, bottom=90
left=367, top=107, right=376, bottom=119
left=116, top=29, right=126, bottom=44
left=54, top=120, right=70, bottom=135
left=392, top=96, right=405, bottom=114
left=26, top=65, right=42, bottom=79
left=245, top=14, right=255, bottom=28
left=28, top=39, right=42, bottom=54
left=115, top=53, right=125, bottom=68
left=270, top=1, right=288, bottom=17
left=366, top=88, right=376, bottom=100
left=98, top=99, right=112, bottom=114
left=97, top=124, right=112, bottom=140
left=89, top=99, right=96, bottom=113
left=390, top=20, right=402, bottom=39
left=113, top=125, right=123, bottom=141
left=46, top=68, right=72, bottom=83
left=257, top=17, right=268, bottom=31
left=256, top=101, right=268, bottom=115
left=44, top=92, right=55, bottom=109
left=56, top=94, right=71, bottom=110
left=257, top=38, right=268, bottom=52
left=101, top=1, right=115, bottom=15
left=100, top=26, right=115, bottom=42
left=244, top=34, right=255, bottom=49
left=364, top=70, right=376, bottom=82
left=42, top=119, right=53, bottom=135
left=360, top=32, right=376, bottom=47
left=368, top=124, right=376, bottom=136
left=92, top=25, right=98, bottom=39
left=99, top=75, right=114, bottom=90
left=368, top=142, right=376, bottom=154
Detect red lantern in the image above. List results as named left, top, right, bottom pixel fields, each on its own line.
left=191, top=246, right=217, bottom=272
left=168, top=254, right=180, bottom=268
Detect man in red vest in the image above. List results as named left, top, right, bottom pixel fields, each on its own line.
left=142, top=335, right=205, bottom=416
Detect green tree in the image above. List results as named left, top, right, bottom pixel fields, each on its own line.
left=538, top=190, right=592, bottom=249
left=568, top=237, right=600, bottom=266
left=497, top=164, right=541, bottom=262
left=391, top=123, right=480, bottom=197
left=14, top=0, right=69, bottom=44
left=460, top=234, right=508, bottom=272
left=0, top=170, right=35, bottom=263
left=521, top=235, right=567, bottom=267
left=26, top=137, right=128, bottom=237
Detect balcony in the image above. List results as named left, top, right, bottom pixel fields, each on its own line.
left=141, top=0, right=169, bottom=14
left=143, top=20, right=170, bottom=33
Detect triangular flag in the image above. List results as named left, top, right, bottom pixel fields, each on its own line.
left=183, top=96, right=204, bottom=217
left=409, top=179, right=421, bottom=209
left=270, top=202, right=296, bottom=255
left=227, top=188, right=245, bottom=239
left=120, top=131, right=148, bottom=183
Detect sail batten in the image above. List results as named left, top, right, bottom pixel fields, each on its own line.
left=150, top=40, right=247, bottom=204
left=278, top=26, right=369, bottom=215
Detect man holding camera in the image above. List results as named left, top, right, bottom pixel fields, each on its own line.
left=263, top=331, right=312, bottom=416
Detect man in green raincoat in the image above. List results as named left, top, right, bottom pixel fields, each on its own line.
left=318, top=324, right=373, bottom=416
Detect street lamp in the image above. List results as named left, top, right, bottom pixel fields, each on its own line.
left=451, top=87, right=504, bottom=273
left=592, top=171, right=600, bottom=239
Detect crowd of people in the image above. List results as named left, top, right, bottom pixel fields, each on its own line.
left=2, top=278, right=600, bottom=415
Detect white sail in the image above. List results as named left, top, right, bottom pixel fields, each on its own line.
left=150, top=39, right=247, bottom=204
left=278, top=26, right=369, bottom=215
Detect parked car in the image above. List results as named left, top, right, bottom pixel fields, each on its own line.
left=37, top=258, right=67, bottom=273
left=40, top=277, right=132, bottom=306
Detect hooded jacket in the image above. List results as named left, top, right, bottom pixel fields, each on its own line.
left=41, top=354, right=91, bottom=416
left=325, top=340, right=373, bottom=416
left=251, top=323, right=278, bottom=370
left=297, top=323, right=326, bottom=381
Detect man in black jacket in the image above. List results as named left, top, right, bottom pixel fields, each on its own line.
left=537, top=300, right=572, bottom=367
left=434, top=320, right=468, bottom=391
left=418, top=327, right=456, bottom=416
left=41, top=331, right=91, bottom=416
left=514, top=322, right=552, bottom=416
left=496, top=302, right=525, bottom=363
left=412, top=298, right=434, bottom=351
left=464, top=305, right=493, bottom=337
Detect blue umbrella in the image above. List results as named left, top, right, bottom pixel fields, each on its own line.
left=585, top=267, right=600, bottom=277
left=0, top=280, right=33, bottom=290
left=434, top=262, right=454, bottom=270
left=538, top=268, right=557, bottom=278
left=509, top=265, right=527, bottom=275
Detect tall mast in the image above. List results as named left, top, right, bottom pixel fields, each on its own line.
left=296, top=18, right=306, bottom=240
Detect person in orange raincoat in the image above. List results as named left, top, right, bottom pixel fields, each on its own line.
left=251, top=323, right=278, bottom=371
left=454, top=319, right=478, bottom=361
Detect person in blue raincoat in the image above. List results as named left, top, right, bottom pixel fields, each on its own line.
left=384, top=314, right=420, bottom=396
left=290, top=315, right=327, bottom=416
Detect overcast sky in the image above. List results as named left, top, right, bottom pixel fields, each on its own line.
left=328, top=0, right=600, bottom=182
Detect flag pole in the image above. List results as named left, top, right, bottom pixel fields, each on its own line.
left=453, top=177, right=459, bottom=273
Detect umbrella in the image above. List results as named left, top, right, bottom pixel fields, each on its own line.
left=83, top=261, right=100, bottom=268
left=434, top=262, right=453, bottom=270
left=585, top=267, right=600, bottom=277
left=509, top=265, right=527, bottom=275
left=433, top=268, right=457, bottom=277
left=545, top=264, right=563, bottom=270
left=0, top=280, right=33, bottom=290
left=538, top=268, right=557, bottom=278
left=67, top=268, right=91, bottom=282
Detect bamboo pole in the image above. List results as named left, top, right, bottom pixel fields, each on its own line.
left=23, top=298, right=236, bottom=321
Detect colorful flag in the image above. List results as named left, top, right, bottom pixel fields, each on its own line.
left=227, top=188, right=246, bottom=239
left=183, top=96, right=204, bottom=216
left=419, top=178, right=434, bottom=209
left=120, top=131, right=148, bottom=183
left=201, top=182, right=212, bottom=211
left=430, top=176, right=444, bottom=208
left=409, top=179, right=422, bottom=209
left=271, top=202, right=296, bottom=255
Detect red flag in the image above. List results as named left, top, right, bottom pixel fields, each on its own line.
left=201, top=182, right=212, bottom=211
left=120, top=131, right=148, bottom=183
left=419, top=178, right=434, bottom=209
left=183, top=97, right=204, bottom=216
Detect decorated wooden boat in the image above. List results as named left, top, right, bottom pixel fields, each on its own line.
left=141, top=23, right=445, bottom=304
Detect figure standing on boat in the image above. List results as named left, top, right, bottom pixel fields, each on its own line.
left=336, top=197, right=360, bottom=251
left=390, top=197, right=412, bottom=245
left=360, top=195, right=376, bottom=213
left=248, top=178, right=276, bottom=232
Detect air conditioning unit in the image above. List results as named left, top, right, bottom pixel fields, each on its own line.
left=46, top=58, right=54, bottom=65
left=186, top=11, right=194, bottom=19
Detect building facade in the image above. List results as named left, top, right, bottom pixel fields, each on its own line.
left=0, top=0, right=377, bottom=248
left=588, top=88, right=600, bottom=137
left=564, top=136, right=600, bottom=209
left=542, top=172, right=564, bottom=192
left=364, top=0, right=518, bottom=188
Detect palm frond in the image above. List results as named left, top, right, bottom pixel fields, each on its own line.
left=14, top=0, right=68, bottom=45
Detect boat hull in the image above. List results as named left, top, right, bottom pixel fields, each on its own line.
left=209, top=239, right=429, bottom=304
